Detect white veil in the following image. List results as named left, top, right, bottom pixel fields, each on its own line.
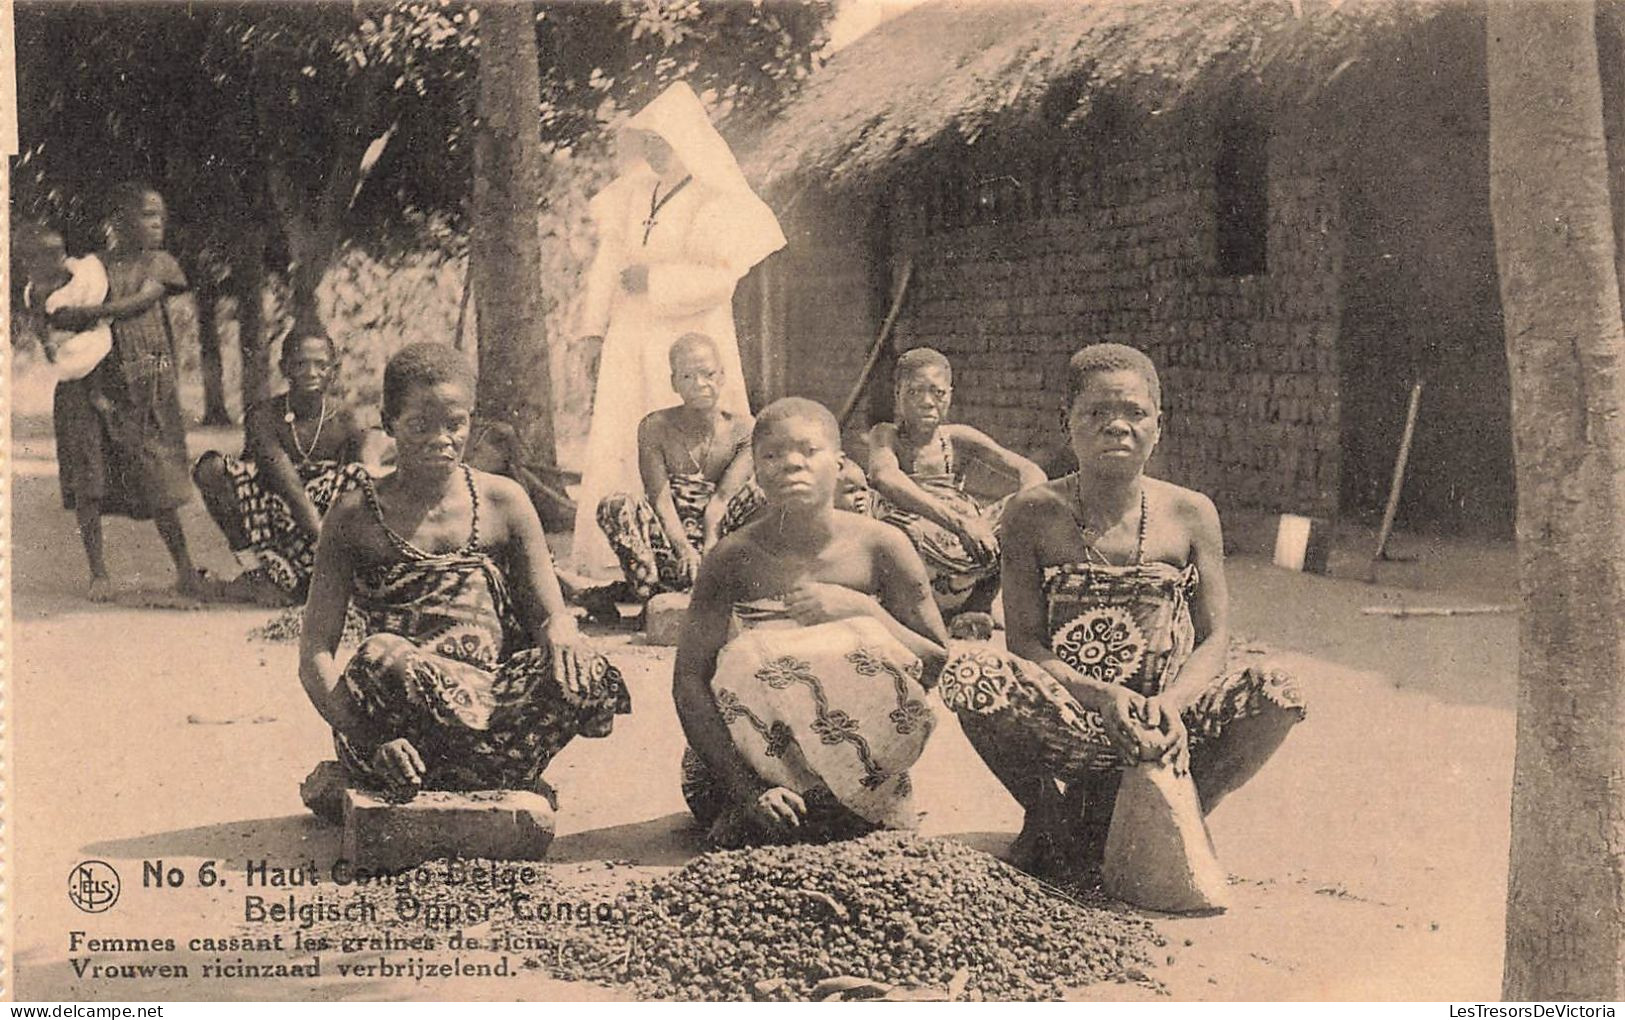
left=594, top=81, right=786, bottom=272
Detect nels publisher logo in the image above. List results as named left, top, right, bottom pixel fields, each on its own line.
left=68, top=860, right=120, bottom=913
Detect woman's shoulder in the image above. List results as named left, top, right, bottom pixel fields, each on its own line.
left=1146, top=476, right=1219, bottom=523
left=470, top=466, right=528, bottom=507
left=638, top=406, right=676, bottom=434
left=323, top=484, right=373, bottom=535
left=721, top=409, right=753, bottom=441
left=846, top=511, right=917, bottom=557
left=1007, top=476, right=1073, bottom=518
left=864, top=421, right=901, bottom=450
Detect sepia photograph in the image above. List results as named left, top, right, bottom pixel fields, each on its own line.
left=3, top=0, right=1622, bottom=1005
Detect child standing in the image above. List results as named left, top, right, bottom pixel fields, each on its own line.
left=16, top=207, right=197, bottom=603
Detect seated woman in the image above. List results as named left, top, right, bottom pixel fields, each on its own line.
left=674, top=398, right=949, bottom=848
left=584, top=332, right=760, bottom=618
left=866, top=347, right=1047, bottom=619
left=299, top=343, right=630, bottom=803
left=937, top=344, right=1306, bottom=879
left=194, top=332, right=383, bottom=604
left=715, top=453, right=875, bottom=535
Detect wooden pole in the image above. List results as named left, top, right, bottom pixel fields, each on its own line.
left=1367, top=380, right=1423, bottom=581
left=838, top=258, right=914, bottom=427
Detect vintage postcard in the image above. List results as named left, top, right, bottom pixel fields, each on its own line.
left=3, top=0, right=1613, bottom=1005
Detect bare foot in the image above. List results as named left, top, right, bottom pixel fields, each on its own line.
left=86, top=576, right=117, bottom=603
left=533, top=775, right=560, bottom=813
left=219, top=568, right=296, bottom=608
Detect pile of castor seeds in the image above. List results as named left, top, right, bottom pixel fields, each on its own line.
left=503, top=831, right=1162, bottom=1001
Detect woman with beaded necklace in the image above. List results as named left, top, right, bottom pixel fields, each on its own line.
left=299, top=343, right=629, bottom=801
left=865, top=347, right=1047, bottom=621
left=937, top=344, right=1306, bottom=880
left=193, top=331, right=380, bottom=604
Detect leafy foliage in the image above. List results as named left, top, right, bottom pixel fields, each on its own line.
left=13, top=0, right=832, bottom=304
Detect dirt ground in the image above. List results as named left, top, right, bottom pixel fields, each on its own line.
left=8, top=415, right=1518, bottom=1002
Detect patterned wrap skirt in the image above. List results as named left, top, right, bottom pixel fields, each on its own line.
left=218, top=456, right=370, bottom=595
left=336, top=549, right=631, bottom=792
left=681, top=609, right=935, bottom=836
left=596, top=473, right=767, bottom=598
left=938, top=561, right=1305, bottom=792
left=874, top=473, right=1008, bottom=612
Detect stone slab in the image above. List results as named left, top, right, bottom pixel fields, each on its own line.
left=300, top=760, right=349, bottom=826
left=341, top=788, right=556, bottom=871
left=643, top=591, right=691, bottom=647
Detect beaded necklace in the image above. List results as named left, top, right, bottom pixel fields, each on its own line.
left=1069, top=473, right=1147, bottom=567
left=364, top=463, right=481, bottom=561
left=283, top=392, right=331, bottom=464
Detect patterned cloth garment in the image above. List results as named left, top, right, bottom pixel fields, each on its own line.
left=873, top=434, right=1008, bottom=612
left=938, top=559, right=1306, bottom=787
left=336, top=468, right=631, bottom=792
left=220, top=455, right=370, bottom=596
left=680, top=603, right=936, bottom=838
left=596, top=474, right=767, bottom=599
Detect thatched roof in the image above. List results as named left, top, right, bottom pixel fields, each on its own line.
left=743, top=0, right=1472, bottom=191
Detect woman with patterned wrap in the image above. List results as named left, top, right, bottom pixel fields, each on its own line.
left=673, top=398, right=948, bottom=847
left=866, top=347, right=1048, bottom=619
left=582, top=332, right=761, bottom=618
left=193, top=332, right=380, bottom=604
left=938, top=344, right=1305, bottom=878
left=299, top=344, right=629, bottom=802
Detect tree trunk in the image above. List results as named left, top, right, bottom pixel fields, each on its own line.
left=470, top=0, right=555, bottom=471
left=195, top=283, right=233, bottom=425
left=232, top=232, right=273, bottom=410
left=266, top=159, right=347, bottom=339
left=1488, top=0, right=1625, bottom=1000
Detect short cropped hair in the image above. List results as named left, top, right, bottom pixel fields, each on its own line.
left=1066, top=343, right=1162, bottom=410
left=895, top=346, right=953, bottom=383
left=752, top=397, right=840, bottom=449
left=382, top=343, right=476, bottom=425
left=280, top=331, right=339, bottom=370
left=669, top=331, right=719, bottom=372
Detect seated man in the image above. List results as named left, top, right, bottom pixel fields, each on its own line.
left=584, top=332, right=757, bottom=619
left=866, top=347, right=1047, bottom=619
left=936, top=344, right=1306, bottom=879
left=674, top=398, right=949, bottom=848
left=299, top=343, right=630, bottom=805
left=193, top=331, right=384, bottom=604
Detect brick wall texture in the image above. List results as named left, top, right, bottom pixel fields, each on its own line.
left=880, top=124, right=1343, bottom=517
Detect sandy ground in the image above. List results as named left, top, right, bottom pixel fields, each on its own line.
left=8, top=418, right=1518, bottom=1001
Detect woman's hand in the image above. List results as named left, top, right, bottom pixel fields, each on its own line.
left=784, top=582, right=876, bottom=626
left=1136, top=695, right=1191, bottom=774
left=675, top=541, right=704, bottom=588
left=370, top=738, right=426, bottom=791
left=1097, top=685, right=1156, bottom=762
left=545, top=616, right=595, bottom=699
left=953, top=512, right=999, bottom=563
left=620, top=264, right=649, bottom=294
left=135, top=278, right=166, bottom=306
left=747, top=786, right=807, bottom=831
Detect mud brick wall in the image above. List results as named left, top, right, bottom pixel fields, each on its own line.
left=884, top=124, right=1344, bottom=516
left=745, top=190, right=884, bottom=415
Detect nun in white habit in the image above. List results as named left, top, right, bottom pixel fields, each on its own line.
left=571, top=81, right=786, bottom=578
